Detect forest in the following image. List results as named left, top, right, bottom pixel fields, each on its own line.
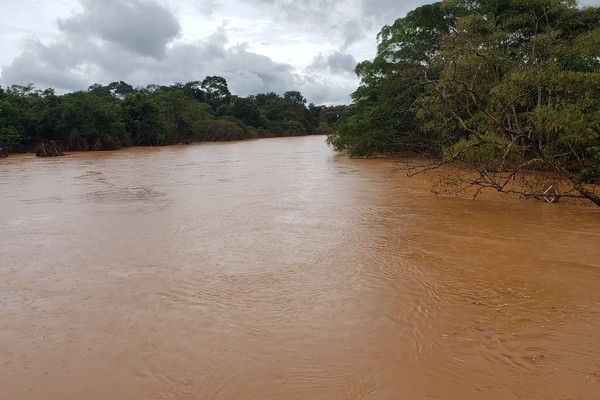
left=328, top=0, right=600, bottom=205
left=0, top=76, right=346, bottom=156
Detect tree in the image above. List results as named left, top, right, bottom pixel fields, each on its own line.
left=151, top=88, right=213, bottom=143
left=107, top=81, right=135, bottom=99
left=182, top=81, right=206, bottom=103
left=329, top=2, right=459, bottom=156
left=331, top=0, right=600, bottom=205
left=55, top=91, right=130, bottom=150
left=0, top=87, right=28, bottom=152
left=121, top=91, right=166, bottom=146
left=223, top=96, right=264, bottom=128
left=0, top=84, right=59, bottom=152
left=410, top=0, right=600, bottom=205
left=201, top=76, right=231, bottom=111
left=283, top=91, right=306, bottom=105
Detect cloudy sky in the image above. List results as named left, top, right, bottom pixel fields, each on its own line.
left=1, top=0, right=599, bottom=104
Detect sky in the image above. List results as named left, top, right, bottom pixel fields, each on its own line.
left=0, top=0, right=599, bottom=105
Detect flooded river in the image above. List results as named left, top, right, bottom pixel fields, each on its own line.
left=1, top=135, right=599, bottom=399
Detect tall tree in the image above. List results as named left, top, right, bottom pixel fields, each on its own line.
left=329, top=2, right=460, bottom=156
left=201, top=76, right=231, bottom=111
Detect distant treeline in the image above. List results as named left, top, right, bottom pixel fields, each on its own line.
left=0, top=76, right=348, bottom=155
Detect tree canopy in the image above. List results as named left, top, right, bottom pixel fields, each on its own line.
left=329, top=0, right=600, bottom=205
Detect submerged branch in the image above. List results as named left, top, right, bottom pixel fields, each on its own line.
left=397, top=151, right=599, bottom=206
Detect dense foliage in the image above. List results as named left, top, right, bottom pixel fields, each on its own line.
left=329, top=0, right=600, bottom=205
left=0, top=76, right=346, bottom=155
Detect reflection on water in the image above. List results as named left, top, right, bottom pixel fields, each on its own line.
left=1, top=136, right=599, bottom=400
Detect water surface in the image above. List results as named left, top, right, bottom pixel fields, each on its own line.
left=1, top=136, right=599, bottom=399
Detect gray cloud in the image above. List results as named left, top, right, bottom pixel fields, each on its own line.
left=241, top=0, right=364, bottom=48
left=296, top=76, right=357, bottom=105
left=158, top=37, right=299, bottom=95
left=361, top=0, right=424, bottom=21
left=58, top=0, right=180, bottom=58
left=307, top=51, right=357, bottom=75
left=0, top=39, right=91, bottom=90
left=241, top=0, right=426, bottom=48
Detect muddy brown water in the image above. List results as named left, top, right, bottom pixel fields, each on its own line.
left=1, top=135, right=599, bottom=400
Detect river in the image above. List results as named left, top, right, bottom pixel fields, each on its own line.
left=1, top=135, right=599, bottom=399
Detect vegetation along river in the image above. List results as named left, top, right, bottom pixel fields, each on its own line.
left=1, top=135, right=600, bottom=399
